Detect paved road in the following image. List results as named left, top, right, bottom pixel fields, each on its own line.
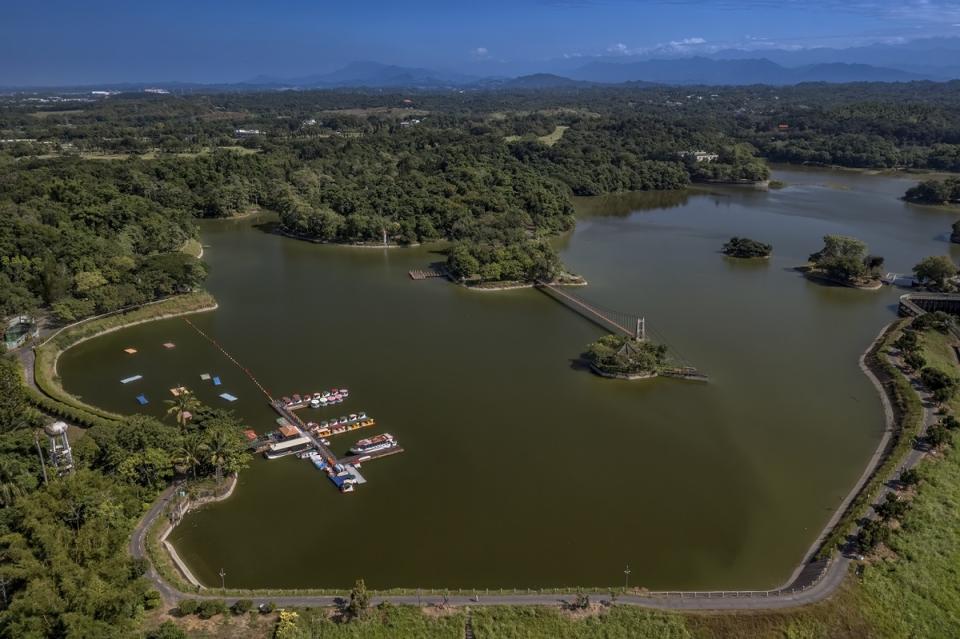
left=127, top=323, right=937, bottom=612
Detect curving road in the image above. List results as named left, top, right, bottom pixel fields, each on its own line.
left=129, top=321, right=936, bottom=612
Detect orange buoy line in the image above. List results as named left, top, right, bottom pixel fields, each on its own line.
left=181, top=318, right=274, bottom=402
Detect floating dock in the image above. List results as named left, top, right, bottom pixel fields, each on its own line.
left=268, top=397, right=403, bottom=493
left=408, top=263, right=448, bottom=280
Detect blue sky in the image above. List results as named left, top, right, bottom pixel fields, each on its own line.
left=3, top=0, right=960, bottom=85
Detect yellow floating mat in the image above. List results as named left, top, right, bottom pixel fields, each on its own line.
left=123, top=348, right=137, bottom=354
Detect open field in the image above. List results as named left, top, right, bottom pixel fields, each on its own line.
left=920, top=328, right=960, bottom=414
left=34, top=146, right=260, bottom=161
left=318, top=106, right=429, bottom=118
left=505, top=125, right=569, bottom=145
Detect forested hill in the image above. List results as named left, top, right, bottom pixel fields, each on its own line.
left=3, top=82, right=960, bottom=314
left=0, top=156, right=208, bottom=320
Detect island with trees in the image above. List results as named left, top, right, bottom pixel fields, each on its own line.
left=904, top=177, right=960, bottom=206
left=583, top=334, right=669, bottom=380
left=913, top=255, right=959, bottom=291
left=802, top=234, right=884, bottom=289
left=722, top=237, right=773, bottom=259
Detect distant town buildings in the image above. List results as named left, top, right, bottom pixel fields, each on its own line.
left=234, top=128, right=263, bottom=137
left=143, top=88, right=170, bottom=94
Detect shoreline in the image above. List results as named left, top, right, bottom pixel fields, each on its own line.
left=161, top=475, right=239, bottom=590
left=276, top=228, right=420, bottom=249
left=798, top=267, right=884, bottom=291
left=460, top=276, right=589, bottom=292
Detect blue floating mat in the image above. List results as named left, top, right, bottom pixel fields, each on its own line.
left=219, top=393, right=237, bottom=402
left=136, top=394, right=148, bottom=405
left=212, top=376, right=222, bottom=386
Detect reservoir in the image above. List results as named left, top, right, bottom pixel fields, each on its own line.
left=58, top=167, right=960, bottom=591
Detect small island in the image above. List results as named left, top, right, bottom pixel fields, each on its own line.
left=584, top=334, right=668, bottom=380
left=802, top=234, right=884, bottom=290
left=722, top=237, right=772, bottom=259
left=904, top=177, right=960, bottom=206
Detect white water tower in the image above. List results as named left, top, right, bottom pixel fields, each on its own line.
left=43, top=421, right=73, bottom=475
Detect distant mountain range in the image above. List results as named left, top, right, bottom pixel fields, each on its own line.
left=7, top=40, right=960, bottom=93
left=564, top=57, right=928, bottom=85
left=243, top=57, right=932, bottom=90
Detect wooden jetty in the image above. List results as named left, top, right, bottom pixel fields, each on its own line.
left=268, top=398, right=403, bottom=492
left=408, top=263, right=448, bottom=280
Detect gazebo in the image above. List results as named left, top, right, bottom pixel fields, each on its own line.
left=3, top=315, right=38, bottom=352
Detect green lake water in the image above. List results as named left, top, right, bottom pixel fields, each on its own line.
left=58, top=167, right=960, bottom=591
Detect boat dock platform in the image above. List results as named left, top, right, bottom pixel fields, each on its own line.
left=267, top=397, right=403, bottom=493
left=408, top=263, right=448, bottom=280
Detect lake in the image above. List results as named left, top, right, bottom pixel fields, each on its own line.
left=59, top=167, right=960, bottom=591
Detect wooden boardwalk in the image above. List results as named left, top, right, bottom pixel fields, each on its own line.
left=409, top=263, right=448, bottom=280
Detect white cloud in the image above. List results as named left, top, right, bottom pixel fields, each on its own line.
left=471, top=47, right=489, bottom=58
left=607, top=43, right=630, bottom=55
left=669, top=37, right=707, bottom=46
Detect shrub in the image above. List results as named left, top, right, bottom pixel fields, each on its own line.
left=146, top=621, right=188, bottom=639
left=232, top=599, right=253, bottom=615
left=177, top=599, right=199, bottom=616
left=875, top=492, right=909, bottom=521
left=900, top=468, right=921, bottom=486
left=858, top=519, right=891, bottom=552
left=197, top=599, right=228, bottom=619
left=904, top=352, right=926, bottom=371
left=260, top=602, right=277, bottom=614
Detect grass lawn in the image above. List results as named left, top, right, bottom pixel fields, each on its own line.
left=537, top=125, right=569, bottom=146
left=505, top=125, right=569, bottom=146
left=920, top=328, right=960, bottom=414
left=181, top=238, right=204, bottom=258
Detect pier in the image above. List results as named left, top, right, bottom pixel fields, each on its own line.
left=180, top=317, right=404, bottom=493
left=269, top=398, right=404, bottom=491
left=409, top=263, right=448, bottom=280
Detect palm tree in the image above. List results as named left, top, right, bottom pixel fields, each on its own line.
left=174, top=433, right=208, bottom=480
left=204, top=428, right=231, bottom=483
left=164, top=387, right=200, bottom=431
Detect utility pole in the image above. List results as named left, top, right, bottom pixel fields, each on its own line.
left=33, top=431, right=48, bottom=486
left=624, top=565, right=631, bottom=591
left=635, top=318, right=646, bottom=341
left=219, top=568, right=226, bottom=592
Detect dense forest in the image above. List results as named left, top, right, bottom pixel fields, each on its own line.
left=0, top=360, right=250, bottom=637
left=3, top=81, right=960, bottom=314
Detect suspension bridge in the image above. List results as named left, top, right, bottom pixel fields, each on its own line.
left=534, top=281, right=707, bottom=381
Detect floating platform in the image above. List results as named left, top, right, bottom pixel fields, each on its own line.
left=219, top=393, right=238, bottom=402
left=136, top=394, right=148, bottom=405
left=120, top=375, right=143, bottom=384
left=338, top=446, right=405, bottom=467
left=343, top=464, right=367, bottom=484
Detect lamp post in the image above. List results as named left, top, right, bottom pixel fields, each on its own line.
left=219, top=568, right=226, bottom=593
left=624, top=565, right=631, bottom=591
